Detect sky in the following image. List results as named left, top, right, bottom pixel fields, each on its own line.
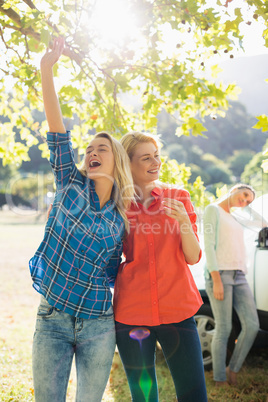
left=232, top=15, right=268, bottom=58
left=207, top=0, right=268, bottom=58
left=87, top=0, right=268, bottom=59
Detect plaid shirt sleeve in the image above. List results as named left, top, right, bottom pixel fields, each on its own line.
left=105, top=241, right=123, bottom=287
left=47, top=130, right=76, bottom=189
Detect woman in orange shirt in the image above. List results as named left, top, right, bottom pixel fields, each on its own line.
left=113, top=132, right=207, bottom=401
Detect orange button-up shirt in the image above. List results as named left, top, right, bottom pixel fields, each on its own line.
left=113, top=186, right=203, bottom=326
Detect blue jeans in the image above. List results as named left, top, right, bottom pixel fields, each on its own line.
left=115, top=317, right=207, bottom=402
left=205, top=270, right=259, bottom=382
left=32, top=296, right=116, bottom=402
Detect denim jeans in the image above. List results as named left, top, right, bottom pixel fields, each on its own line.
left=205, top=270, right=259, bottom=382
left=32, top=296, right=116, bottom=402
left=115, top=317, right=207, bottom=402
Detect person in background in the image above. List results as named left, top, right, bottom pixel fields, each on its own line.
left=113, top=132, right=208, bottom=402
left=29, top=37, right=135, bottom=401
left=203, top=184, right=259, bottom=387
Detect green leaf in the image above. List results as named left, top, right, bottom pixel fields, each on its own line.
left=252, top=115, right=268, bottom=132
left=40, top=29, right=51, bottom=47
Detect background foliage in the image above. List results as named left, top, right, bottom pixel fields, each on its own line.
left=1, top=0, right=268, bottom=203
left=1, top=1, right=268, bottom=157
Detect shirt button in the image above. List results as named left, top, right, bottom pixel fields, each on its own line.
left=150, top=243, right=153, bottom=246
left=152, top=281, right=156, bottom=285
left=81, top=250, right=85, bottom=253
left=153, top=301, right=157, bottom=305
left=68, top=286, right=71, bottom=289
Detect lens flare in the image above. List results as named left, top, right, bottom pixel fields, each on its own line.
left=129, top=327, right=151, bottom=342
left=139, top=368, right=153, bottom=402
left=129, top=327, right=152, bottom=401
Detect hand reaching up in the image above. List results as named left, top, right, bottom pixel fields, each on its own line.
left=40, top=36, right=66, bottom=133
left=41, top=37, right=65, bottom=70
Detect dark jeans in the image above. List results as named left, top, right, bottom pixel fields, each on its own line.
left=115, top=317, right=207, bottom=402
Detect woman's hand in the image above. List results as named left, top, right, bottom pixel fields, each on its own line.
left=210, top=271, right=224, bottom=300
left=162, top=198, right=191, bottom=225
left=213, top=280, right=224, bottom=300
left=41, top=37, right=65, bottom=70
left=163, top=198, right=200, bottom=264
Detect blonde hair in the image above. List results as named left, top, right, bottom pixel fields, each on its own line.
left=79, top=132, right=135, bottom=232
left=120, top=131, right=160, bottom=160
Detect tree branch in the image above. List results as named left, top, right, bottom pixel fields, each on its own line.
left=0, top=0, right=21, bottom=26
left=0, top=26, right=26, bottom=64
left=22, top=0, right=37, bottom=10
left=0, top=1, right=83, bottom=65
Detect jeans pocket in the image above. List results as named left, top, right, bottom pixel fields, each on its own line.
left=98, top=305, right=114, bottom=320
left=37, top=296, right=57, bottom=318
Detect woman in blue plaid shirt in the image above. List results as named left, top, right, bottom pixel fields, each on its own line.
left=29, top=37, right=135, bottom=401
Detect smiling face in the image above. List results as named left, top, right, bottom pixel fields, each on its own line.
left=229, top=188, right=255, bottom=208
left=84, top=137, right=115, bottom=181
left=130, top=141, right=161, bottom=185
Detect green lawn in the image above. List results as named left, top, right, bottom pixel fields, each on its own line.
left=0, top=210, right=267, bottom=401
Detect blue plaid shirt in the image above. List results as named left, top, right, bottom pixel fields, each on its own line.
left=29, top=131, right=124, bottom=319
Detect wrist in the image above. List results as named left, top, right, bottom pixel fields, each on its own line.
left=40, top=62, right=54, bottom=74
left=211, top=272, right=222, bottom=283
left=179, top=220, right=192, bottom=233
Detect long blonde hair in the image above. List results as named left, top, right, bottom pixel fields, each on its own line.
left=79, top=132, right=135, bottom=232
left=120, top=131, right=160, bottom=161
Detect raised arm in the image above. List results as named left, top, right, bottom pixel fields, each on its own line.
left=40, top=37, right=66, bottom=133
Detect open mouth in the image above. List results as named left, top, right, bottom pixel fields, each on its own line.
left=148, top=169, right=159, bottom=174
left=89, top=160, right=101, bottom=168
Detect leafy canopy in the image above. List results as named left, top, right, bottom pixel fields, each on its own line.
left=0, top=0, right=268, bottom=167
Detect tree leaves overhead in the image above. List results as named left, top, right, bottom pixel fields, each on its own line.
left=0, top=0, right=268, bottom=165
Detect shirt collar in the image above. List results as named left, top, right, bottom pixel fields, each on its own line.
left=129, top=186, right=164, bottom=212
left=151, top=186, right=164, bottom=198
left=89, top=178, right=116, bottom=210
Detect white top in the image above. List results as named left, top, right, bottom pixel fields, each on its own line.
left=216, top=207, right=247, bottom=272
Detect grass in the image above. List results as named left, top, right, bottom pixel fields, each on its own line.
left=0, top=209, right=268, bottom=401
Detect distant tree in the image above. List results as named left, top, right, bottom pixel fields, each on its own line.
left=188, top=163, right=211, bottom=185
left=228, top=149, right=254, bottom=179
left=165, top=143, right=188, bottom=164
left=206, top=165, right=232, bottom=185
left=159, top=102, right=268, bottom=162
left=199, top=153, right=233, bottom=184
left=188, top=102, right=268, bottom=158
left=241, top=141, right=268, bottom=192
left=20, top=143, right=51, bottom=173
left=253, top=115, right=268, bottom=175
left=0, top=160, right=17, bottom=182
left=186, top=145, right=204, bottom=166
